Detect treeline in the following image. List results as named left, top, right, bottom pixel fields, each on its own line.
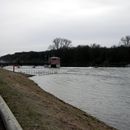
left=51, top=45, right=130, bottom=67
left=0, top=45, right=130, bottom=67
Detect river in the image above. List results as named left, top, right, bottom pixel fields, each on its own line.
left=4, top=66, right=130, bottom=130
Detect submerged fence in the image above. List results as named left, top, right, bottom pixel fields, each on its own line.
left=4, top=66, right=60, bottom=76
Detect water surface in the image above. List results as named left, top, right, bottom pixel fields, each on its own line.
left=4, top=66, right=130, bottom=130
left=31, top=67, right=130, bottom=130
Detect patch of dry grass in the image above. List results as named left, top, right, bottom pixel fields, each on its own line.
left=0, top=69, right=117, bottom=130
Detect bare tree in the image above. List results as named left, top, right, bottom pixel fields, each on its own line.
left=63, top=39, right=72, bottom=48
left=49, top=38, right=72, bottom=50
left=90, top=43, right=100, bottom=48
left=53, top=38, right=61, bottom=49
left=120, top=35, right=130, bottom=47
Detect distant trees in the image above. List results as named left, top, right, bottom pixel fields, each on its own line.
left=0, top=44, right=130, bottom=67
left=90, top=43, right=100, bottom=48
left=120, top=35, right=130, bottom=47
left=0, top=36, right=130, bottom=67
left=48, top=38, right=72, bottom=50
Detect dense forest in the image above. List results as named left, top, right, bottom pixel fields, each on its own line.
left=0, top=44, right=130, bottom=67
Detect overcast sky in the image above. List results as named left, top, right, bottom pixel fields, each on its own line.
left=0, top=0, right=130, bottom=56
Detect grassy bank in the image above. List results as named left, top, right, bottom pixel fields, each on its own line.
left=0, top=69, right=116, bottom=130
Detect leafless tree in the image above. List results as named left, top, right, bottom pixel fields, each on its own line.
left=120, top=35, right=130, bottom=47
left=49, top=38, right=72, bottom=50
left=90, top=43, right=100, bottom=48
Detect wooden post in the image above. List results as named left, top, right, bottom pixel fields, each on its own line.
left=13, top=65, right=15, bottom=72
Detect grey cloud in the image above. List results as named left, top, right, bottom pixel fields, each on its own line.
left=0, top=0, right=130, bottom=55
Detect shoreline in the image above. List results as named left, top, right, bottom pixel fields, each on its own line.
left=0, top=69, right=117, bottom=130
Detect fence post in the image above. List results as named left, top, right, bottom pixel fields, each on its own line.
left=13, top=65, right=15, bottom=72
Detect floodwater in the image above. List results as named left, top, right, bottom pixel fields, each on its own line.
left=4, top=66, right=130, bottom=130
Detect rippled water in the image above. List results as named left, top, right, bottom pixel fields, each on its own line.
left=4, top=66, right=130, bottom=130
left=30, top=67, right=130, bottom=130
